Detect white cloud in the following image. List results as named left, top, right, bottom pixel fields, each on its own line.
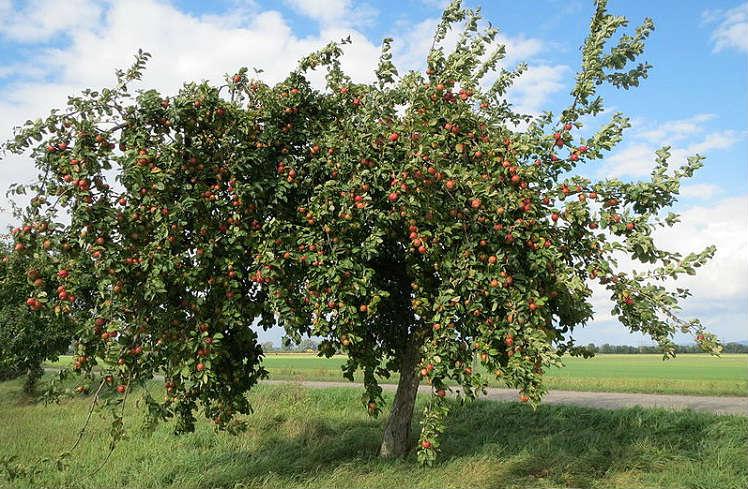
left=705, top=2, right=748, bottom=54
left=637, top=113, right=716, bottom=143
left=597, top=143, right=658, bottom=178
left=9, top=0, right=558, bottom=227
left=391, top=17, right=457, bottom=71
left=388, top=14, right=565, bottom=117
left=679, top=183, right=721, bottom=199
left=587, top=195, right=748, bottom=343
left=506, top=63, right=569, bottom=115
left=381, top=14, right=567, bottom=121
left=419, top=0, right=450, bottom=9
left=391, top=15, right=549, bottom=73
left=582, top=111, right=746, bottom=342
left=284, top=0, right=377, bottom=27
left=0, top=62, right=46, bottom=79
left=0, top=0, right=389, bottom=229
left=687, top=129, right=742, bottom=154
left=599, top=129, right=744, bottom=178
left=656, top=196, right=748, bottom=301
left=0, top=0, right=104, bottom=43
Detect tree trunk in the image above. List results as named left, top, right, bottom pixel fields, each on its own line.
left=380, top=339, right=421, bottom=458
left=23, top=362, right=43, bottom=394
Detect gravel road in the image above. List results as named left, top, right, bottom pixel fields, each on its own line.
left=43, top=368, right=747, bottom=416
left=264, top=380, right=748, bottom=416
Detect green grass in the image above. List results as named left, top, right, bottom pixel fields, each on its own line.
left=46, top=353, right=748, bottom=396
left=0, top=376, right=746, bottom=489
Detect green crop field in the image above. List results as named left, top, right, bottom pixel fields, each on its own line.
left=0, top=377, right=746, bottom=489
left=46, top=353, right=748, bottom=397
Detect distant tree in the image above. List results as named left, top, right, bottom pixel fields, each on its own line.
left=722, top=343, right=748, bottom=354
left=0, top=240, right=75, bottom=393
left=260, top=341, right=275, bottom=353
left=297, top=338, right=318, bottom=352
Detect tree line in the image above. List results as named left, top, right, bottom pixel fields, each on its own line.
left=585, top=342, right=748, bottom=354
left=260, top=340, right=747, bottom=355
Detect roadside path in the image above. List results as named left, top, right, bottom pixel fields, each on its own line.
left=264, top=380, right=748, bottom=416
left=44, top=368, right=747, bottom=416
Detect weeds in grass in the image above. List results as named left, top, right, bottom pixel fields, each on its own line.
left=0, top=377, right=746, bottom=489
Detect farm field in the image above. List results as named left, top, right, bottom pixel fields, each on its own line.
left=0, top=377, right=746, bottom=489
left=46, top=353, right=748, bottom=397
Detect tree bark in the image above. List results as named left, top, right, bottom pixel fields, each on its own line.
left=380, top=339, right=421, bottom=458
left=23, top=362, right=43, bottom=394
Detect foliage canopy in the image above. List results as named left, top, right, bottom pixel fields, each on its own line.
left=2, top=0, right=719, bottom=462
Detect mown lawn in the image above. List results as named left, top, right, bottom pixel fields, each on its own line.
left=0, top=376, right=746, bottom=489
left=47, top=353, right=746, bottom=396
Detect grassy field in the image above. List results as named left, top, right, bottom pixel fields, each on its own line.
left=0, top=376, right=746, bottom=489
left=47, top=353, right=748, bottom=396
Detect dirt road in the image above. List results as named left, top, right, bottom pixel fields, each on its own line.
left=43, top=368, right=747, bottom=415
left=264, top=380, right=748, bottom=416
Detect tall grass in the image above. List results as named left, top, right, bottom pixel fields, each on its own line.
left=1, top=376, right=746, bottom=489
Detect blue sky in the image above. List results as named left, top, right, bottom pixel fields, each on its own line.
left=1, top=0, right=746, bottom=346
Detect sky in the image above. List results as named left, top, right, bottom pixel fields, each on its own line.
left=0, top=0, right=746, bottom=346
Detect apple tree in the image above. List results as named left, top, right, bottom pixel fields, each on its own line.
left=2, top=0, right=720, bottom=462
left=0, top=238, right=76, bottom=393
